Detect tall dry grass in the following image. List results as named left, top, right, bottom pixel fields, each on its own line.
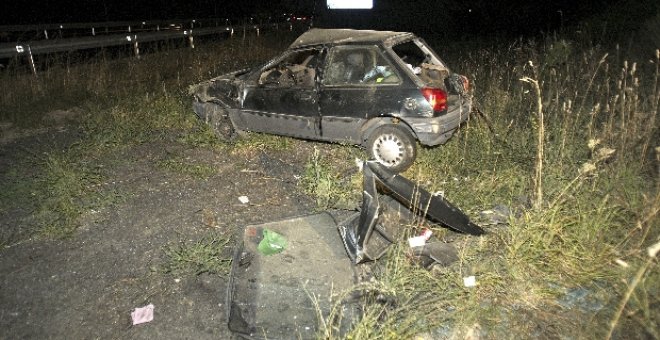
left=311, top=34, right=658, bottom=338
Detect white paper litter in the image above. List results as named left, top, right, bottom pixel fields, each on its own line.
left=408, top=235, right=427, bottom=248
left=463, top=276, right=477, bottom=288
left=131, top=304, right=154, bottom=325
left=238, top=196, right=249, bottom=204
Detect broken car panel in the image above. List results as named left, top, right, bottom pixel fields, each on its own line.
left=191, top=28, right=472, bottom=172
left=339, top=161, right=484, bottom=264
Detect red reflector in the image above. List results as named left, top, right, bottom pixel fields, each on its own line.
left=421, top=88, right=447, bottom=112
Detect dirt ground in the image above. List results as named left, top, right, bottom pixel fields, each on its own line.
left=0, top=124, right=324, bottom=339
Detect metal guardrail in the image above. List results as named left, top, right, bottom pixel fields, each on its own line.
left=0, top=20, right=294, bottom=75
left=0, top=18, right=232, bottom=33
left=0, top=26, right=235, bottom=59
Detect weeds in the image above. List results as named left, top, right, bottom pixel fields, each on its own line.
left=301, top=146, right=361, bottom=209
left=157, top=156, right=217, bottom=179
left=305, top=34, right=659, bottom=338
left=160, top=235, right=232, bottom=276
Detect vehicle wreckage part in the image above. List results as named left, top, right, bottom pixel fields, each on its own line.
left=366, top=124, right=416, bottom=173
left=339, top=161, right=484, bottom=264
left=409, top=242, right=459, bottom=269
left=192, top=100, right=237, bottom=141
left=369, top=161, right=485, bottom=235
left=227, top=213, right=358, bottom=339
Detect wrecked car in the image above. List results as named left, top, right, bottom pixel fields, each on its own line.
left=191, top=28, right=471, bottom=172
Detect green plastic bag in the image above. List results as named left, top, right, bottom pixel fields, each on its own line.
left=257, top=229, right=287, bottom=255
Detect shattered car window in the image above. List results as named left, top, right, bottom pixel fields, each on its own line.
left=392, top=40, right=449, bottom=87
left=258, top=48, right=321, bottom=87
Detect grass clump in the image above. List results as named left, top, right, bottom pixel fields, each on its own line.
left=157, top=156, right=217, bottom=179
left=36, top=151, right=103, bottom=238
left=161, top=236, right=232, bottom=276
left=301, top=146, right=361, bottom=210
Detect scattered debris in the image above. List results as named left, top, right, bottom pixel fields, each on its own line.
left=408, top=228, right=433, bottom=248
left=228, top=213, right=358, bottom=339
left=408, top=235, right=427, bottom=248
left=479, top=204, right=511, bottom=225
left=238, top=196, right=249, bottom=204
left=256, top=228, right=287, bottom=255
left=463, top=276, right=477, bottom=288
left=227, top=162, right=484, bottom=337
left=614, top=259, right=629, bottom=268
left=339, top=161, right=484, bottom=264
left=410, top=242, right=459, bottom=268
left=131, top=304, right=155, bottom=325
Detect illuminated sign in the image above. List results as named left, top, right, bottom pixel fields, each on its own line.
left=327, top=0, right=373, bottom=9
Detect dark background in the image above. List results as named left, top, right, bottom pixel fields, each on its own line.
left=1, top=0, right=658, bottom=38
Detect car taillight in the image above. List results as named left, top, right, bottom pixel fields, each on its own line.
left=421, top=88, right=447, bottom=112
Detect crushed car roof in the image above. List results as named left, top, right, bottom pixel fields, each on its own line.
left=289, top=28, right=414, bottom=48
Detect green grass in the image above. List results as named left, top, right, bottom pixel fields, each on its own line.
left=157, top=156, right=217, bottom=179
left=0, top=32, right=296, bottom=242
left=160, top=235, right=232, bottom=276
left=301, top=145, right=362, bottom=209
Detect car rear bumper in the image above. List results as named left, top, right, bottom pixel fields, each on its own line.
left=405, top=95, right=471, bottom=146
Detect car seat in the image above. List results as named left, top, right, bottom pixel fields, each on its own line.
left=344, top=52, right=366, bottom=83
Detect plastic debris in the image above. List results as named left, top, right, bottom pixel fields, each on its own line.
left=463, top=276, right=476, bottom=287
left=410, top=242, right=459, bottom=268
left=257, top=229, right=287, bottom=255
left=339, top=161, right=484, bottom=264
left=408, top=236, right=427, bottom=248
left=614, top=259, right=629, bottom=268
left=131, top=304, right=154, bottom=325
left=408, top=228, right=433, bottom=248
left=648, top=240, right=660, bottom=258
left=238, top=196, right=249, bottom=204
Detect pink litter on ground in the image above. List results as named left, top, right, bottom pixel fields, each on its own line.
left=131, top=304, right=154, bottom=325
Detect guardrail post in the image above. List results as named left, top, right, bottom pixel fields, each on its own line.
left=132, top=36, right=140, bottom=59
left=27, top=45, right=37, bottom=77
left=188, top=33, right=194, bottom=49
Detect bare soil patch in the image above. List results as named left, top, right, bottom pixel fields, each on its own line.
left=0, top=124, right=320, bottom=339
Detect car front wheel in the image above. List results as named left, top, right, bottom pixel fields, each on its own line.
left=366, top=125, right=417, bottom=173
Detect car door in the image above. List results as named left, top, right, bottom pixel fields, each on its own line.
left=318, top=45, right=405, bottom=144
left=238, top=48, right=323, bottom=139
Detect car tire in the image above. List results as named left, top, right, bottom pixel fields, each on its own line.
left=366, top=125, right=417, bottom=173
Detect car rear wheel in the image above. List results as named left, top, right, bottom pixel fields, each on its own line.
left=366, top=125, right=416, bottom=173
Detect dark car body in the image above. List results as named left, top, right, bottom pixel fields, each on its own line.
left=191, top=28, right=471, bottom=172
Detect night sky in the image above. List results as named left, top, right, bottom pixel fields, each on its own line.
left=1, top=0, right=657, bottom=37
